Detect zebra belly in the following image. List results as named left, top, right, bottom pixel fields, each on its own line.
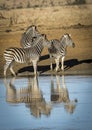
left=25, top=55, right=39, bottom=63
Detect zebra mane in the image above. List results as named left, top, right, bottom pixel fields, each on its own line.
left=49, top=39, right=59, bottom=49
left=25, top=25, right=36, bottom=34
left=60, top=33, right=71, bottom=40
left=50, top=39, right=60, bottom=44
left=60, top=34, right=69, bottom=46
left=29, top=35, right=44, bottom=48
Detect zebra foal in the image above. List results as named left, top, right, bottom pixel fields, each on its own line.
left=4, top=34, right=50, bottom=77
left=20, top=25, right=41, bottom=48
left=48, top=33, right=75, bottom=72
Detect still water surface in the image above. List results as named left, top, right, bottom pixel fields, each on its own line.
left=0, top=75, right=92, bottom=130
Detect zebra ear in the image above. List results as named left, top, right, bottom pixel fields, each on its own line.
left=33, top=25, right=37, bottom=29
left=42, top=34, right=46, bottom=38
left=64, top=34, right=67, bottom=38
left=51, top=40, right=54, bottom=43
left=69, top=34, right=71, bottom=37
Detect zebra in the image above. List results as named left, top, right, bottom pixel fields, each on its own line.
left=20, top=25, right=41, bottom=48
left=4, top=34, right=50, bottom=77
left=48, top=33, right=75, bottom=72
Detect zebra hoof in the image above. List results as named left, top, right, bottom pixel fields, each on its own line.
left=62, top=69, right=64, bottom=72
left=55, top=68, right=60, bottom=72
left=34, top=72, right=39, bottom=76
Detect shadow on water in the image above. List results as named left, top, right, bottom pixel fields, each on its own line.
left=17, top=55, right=92, bottom=74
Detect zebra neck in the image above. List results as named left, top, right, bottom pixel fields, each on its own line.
left=60, top=37, right=67, bottom=48
left=35, top=40, right=44, bottom=54
left=60, top=41, right=67, bottom=51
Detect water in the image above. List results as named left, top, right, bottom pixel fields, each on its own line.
left=0, top=75, right=92, bottom=130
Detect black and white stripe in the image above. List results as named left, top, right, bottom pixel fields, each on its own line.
left=48, top=33, right=75, bottom=71
left=20, top=25, right=41, bottom=48
left=4, top=34, right=49, bottom=76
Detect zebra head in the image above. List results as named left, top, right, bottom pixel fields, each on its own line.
left=25, top=25, right=41, bottom=39
left=60, top=33, right=75, bottom=48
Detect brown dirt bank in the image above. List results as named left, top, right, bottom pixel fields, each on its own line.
left=0, top=26, right=92, bottom=77
left=0, top=5, right=92, bottom=77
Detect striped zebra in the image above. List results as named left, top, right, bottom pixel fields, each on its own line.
left=48, top=33, right=75, bottom=72
left=4, top=34, right=50, bottom=77
left=20, top=25, right=41, bottom=48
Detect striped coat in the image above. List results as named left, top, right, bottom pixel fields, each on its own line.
left=48, top=34, right=75, bottom=72
left=4, top=34, right=50, bottom=76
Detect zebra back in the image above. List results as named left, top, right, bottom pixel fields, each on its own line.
left=4, top=34, right=48, bottom=65
left=4, top=47, right=26, bottom=63
left=48, top=39, right=64, bottom=56
left=20, top=25, right=41, bottom=48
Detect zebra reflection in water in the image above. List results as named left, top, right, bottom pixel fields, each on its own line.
left=4, top=76, right=51, bottom=118
left=51, top=75, right=77, bottom=114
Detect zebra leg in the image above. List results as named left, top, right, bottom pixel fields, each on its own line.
left=4, top=61, right=12, bottom=77
left=10, top=63, right=16, bottom=76
left=32, top=60, right=38, bottom=75
left=50, top=55, right=53, bottom=71
left=55, top=57, right=60, bottom=72
left=61, top=56, right=65, bottom=71
left=4, top=61, right=16, bottom=77
left=4, top=63, right=9, bottom=77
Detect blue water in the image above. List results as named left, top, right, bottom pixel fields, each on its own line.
left=0, top=75, right=92, bottom=130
